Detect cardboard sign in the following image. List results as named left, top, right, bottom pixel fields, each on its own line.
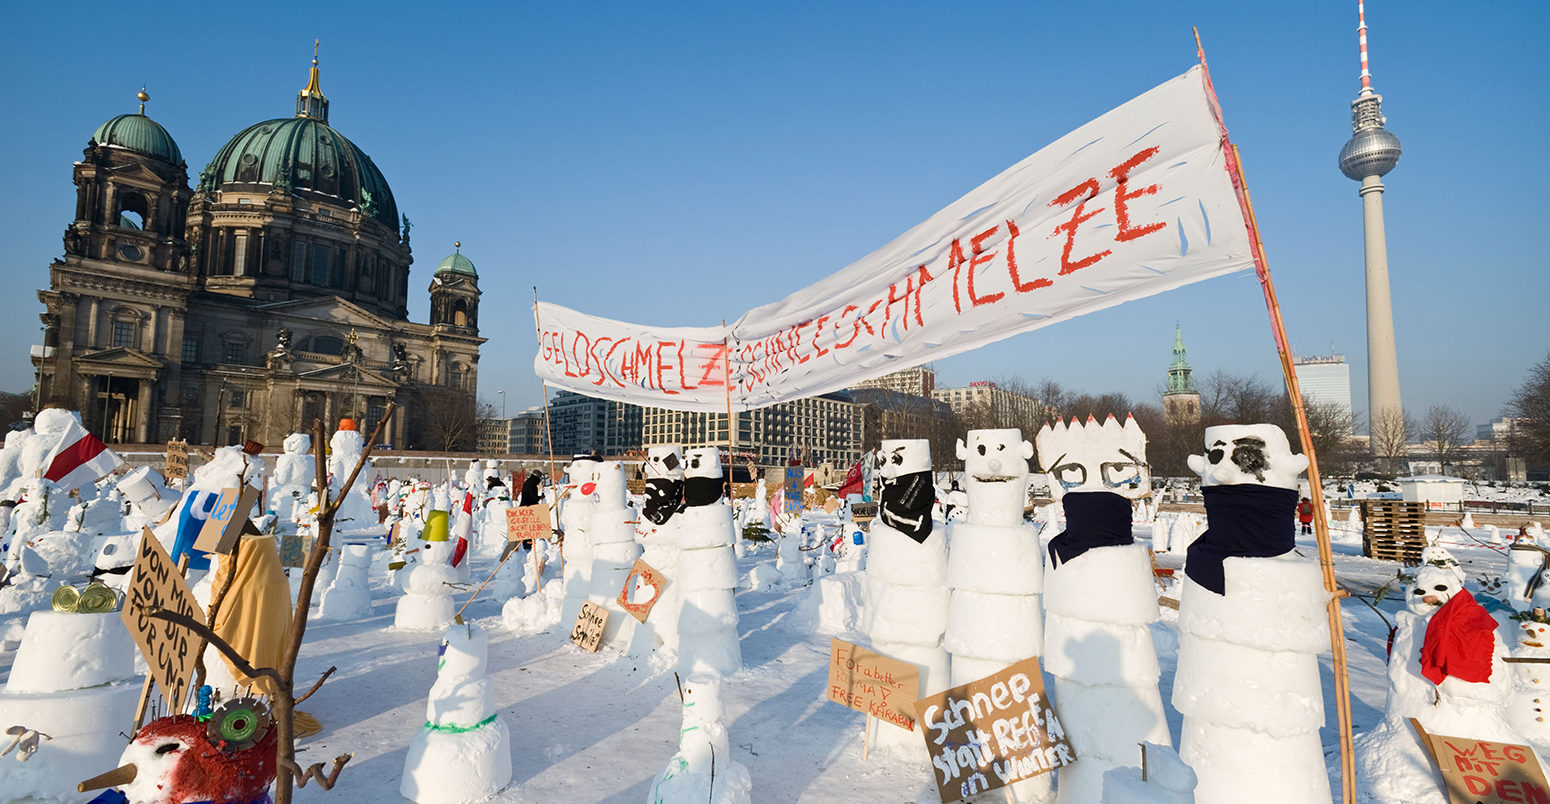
left=280, top=530, right=314, bottom=569
left=164, top=440, right=189, bottom=481
left=1425, top=732, right=1550, bottom=804
left=570, top=601, right=608, bottom=652
left=784, top=466, right=804, bottom=513
left=506, top=504, right=552, bottom=543
left=827, top=638, right=919, bottom=731
left=914, top=656, right=1075, bottom=803
left=193, top=485, right=261, bottom=555
left=122, top=527, right=206, bottom=713
left=617, top=558, right=664, bottom=623
left=851, top=502, right=879, bottom=521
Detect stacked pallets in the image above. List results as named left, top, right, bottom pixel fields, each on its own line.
left=1359, top=500, right=1427, bottom=565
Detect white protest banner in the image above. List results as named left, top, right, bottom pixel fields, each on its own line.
left=535, top=65, right=1252, bottom=412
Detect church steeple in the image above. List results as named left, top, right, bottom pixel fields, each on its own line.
left=1163, top=324, right=1201, bottom=425
left=296, top=40, right=329, bottom=122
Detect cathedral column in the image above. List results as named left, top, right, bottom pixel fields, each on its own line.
left=86, top=298, right=100, bottom=348
left=135, top=380, right=152, bottom=443
left=102, top=184, right=118, bottom=227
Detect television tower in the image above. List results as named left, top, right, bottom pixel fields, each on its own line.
left=1338, top=0, right=1404, bottom=428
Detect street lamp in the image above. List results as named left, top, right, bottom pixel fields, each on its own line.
left=498, top=390, right=506, bottom=418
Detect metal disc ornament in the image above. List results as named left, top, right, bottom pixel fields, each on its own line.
left=50, top=584, right=81, bottom=612
left=76, top=581, right=120, bottom=613
left=206, top=697, right=272, bottom=752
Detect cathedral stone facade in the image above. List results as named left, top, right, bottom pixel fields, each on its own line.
left=34, top=57, right=483, bottom=448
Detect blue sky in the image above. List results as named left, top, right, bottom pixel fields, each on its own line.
left=2, top=1, right=1544, bottom=429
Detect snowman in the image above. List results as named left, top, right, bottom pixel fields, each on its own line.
left=326, top=420, right=378, bottom=534
left=77, top=700, right=281, bottom=804
left=1507, top=532, right=1550, bottom=612
left=1507, top=613, right=1550, bottom=754
left=647, top=673, right=752, bottom=804
left=316, top=543, right=374, bottom=621
left=587, top=461, right=642, bottom=645
left=629, top=445, right=686, bottom=661
left=675, top=447, right=742, bottom=677
left=863, top=438, right=949, bottom=755
left=268, top=432, right=315, bottom=528
left=401, top=623, right=512, bottom=803
left=1035, top=415, right=1169, bottom=803
left=558, top=456, right=602, bottom=628
left=1173, top=424, right=1331, bottom=803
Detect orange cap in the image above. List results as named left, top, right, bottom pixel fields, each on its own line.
left=338, top=418, right=357, bottom=431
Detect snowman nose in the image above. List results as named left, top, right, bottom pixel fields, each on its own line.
left=987, top=459, right=1001, bottom=473
left=78, top=762, right=137, bottom=792
left=1423, top=594, right=1442, bottom=605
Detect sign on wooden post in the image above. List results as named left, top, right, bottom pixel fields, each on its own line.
left=913, top=656, right=1075, bottom=803
left=570, top=601, right=608, bottom=652
left=193, top=486, right=262, bottom=555
left=826, top=638, right=919, bottom=731
left=506, top=504, right=552, bottom=544
left=122, top=527, right=206, bottom=713
left=617, top=559, right=664, bottom=623
left=1423, top=731, right=1550, bottom=804
left=784, top=466, right=804, bottom=513
left=850, top=502, right=879, bottom=522
left=163, top=440, right=189, bottom=481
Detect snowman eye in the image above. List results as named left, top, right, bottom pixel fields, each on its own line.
left=1434, top=585, right=1449, bottom=592
left=977, top=445, right=986, bottom=456
left=1413, top=588, right=1425, bottom=596
left=155, top=742, right=180, bottom=755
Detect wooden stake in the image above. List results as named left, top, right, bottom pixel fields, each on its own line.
left=861, top=715, right=871, bottom=762
left=1196, top=30, right=1355, bottom=801
left=533, top=288, right=562, bottom=580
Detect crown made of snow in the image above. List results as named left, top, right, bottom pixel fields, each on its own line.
left=1035, top=414, right=1149, bottom=499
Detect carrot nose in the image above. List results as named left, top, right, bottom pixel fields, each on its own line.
left=1423, top=594, right=1442, bottom=605
left=78, top=763, right=137, bottom=792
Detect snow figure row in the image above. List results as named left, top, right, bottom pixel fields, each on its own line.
left=268, top=432, right=315, bottom=526
left=1036, top=416, right=1169, bottom=803
left=648, top=673, right=751, bottom=804
left=402, top=623, right=512, bottom=803
left=863, top=438, right=949, bottom=755
left=1174, top=424, right=1331, bottom=803
left=675, top=448, right=742, bottom=677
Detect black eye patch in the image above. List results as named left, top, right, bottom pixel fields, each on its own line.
left=156, top=742, right=180, bottom=755
left=1228, top=437, right=1269, bottom=481
left=977, top=444, right=986, bottom=455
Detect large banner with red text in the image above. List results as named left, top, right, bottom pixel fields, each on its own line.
left=535, top=65, right=1252, bottom=412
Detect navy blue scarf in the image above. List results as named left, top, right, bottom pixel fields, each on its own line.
left=1185, top=484, right=1299, bottom=595
left=1048, top=491, right=1134, bottom=569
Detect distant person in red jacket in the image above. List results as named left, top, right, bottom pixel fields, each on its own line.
left=1297, top=496, right=1314, bottom=535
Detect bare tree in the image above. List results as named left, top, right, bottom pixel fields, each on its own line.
left=1507, top=351, right=1550, bottom=472
left=1301, top=397, right=1359, bottom=476
left=1419, top=403, right=1472, bottom=475
left=1370, top=405, right=1413, bottom=475
left=408, top=386, right=481, bottom=451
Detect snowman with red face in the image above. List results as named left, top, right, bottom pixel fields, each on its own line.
left=79, top=698, right=281, bottom=804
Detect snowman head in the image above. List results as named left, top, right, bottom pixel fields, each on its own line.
left=4, top=429, right=27, bottom=450
left=1035, top=414, right=1149, bottom=500
left=282, top=432, right=311, bottom=456
left=32, top=408, right=76, bottom=436
left=644, top=445, right=685, bottom=480
left=436, top=622, right=489, bottom=681
left=329, top=427, right=364, bottom=457
left=190, top=446, right=252, bottom=492
left=684, top=447, right=722, bottom=480
left=877, top=439, right=930, bottom=480
left=593, top=461, right=627, bottom=507
left=1522, top=620, right=1550, bottom=650
left=956, top=429, right=1033, bottom=484
left=681, top=673, right=724, bottom=725
left=566, top=457, right=600, bottom=486
left=1408, top=566, right=1465, bottom=616
left=1187, top=424, right=1307, bottom=490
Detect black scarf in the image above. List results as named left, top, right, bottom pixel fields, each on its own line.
left=1185, top=484, right=1299, bottom=595
left=881, top=470, right=934, bottom=543
left=643, top=478, right=684, bottom=524
left=684, top=475, right=724, bottom=507
left=1048, top=491, right=1134, bottom=569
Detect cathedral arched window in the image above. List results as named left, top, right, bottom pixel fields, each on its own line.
left=453, top=300, right=468, bottom=328
left=118, top=192, right=149, bottom=230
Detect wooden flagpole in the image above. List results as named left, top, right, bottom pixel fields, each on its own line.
left=533, top=288, right=562, bottom=577
left=1195, top=28, right=1355, bottom=803
left=723, top=321, right=735, bottom=486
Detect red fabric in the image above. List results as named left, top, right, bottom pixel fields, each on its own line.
left=1420, top=589, right=1498, bottom=685
left=837, top=459, right=864, bottom=498
left=1297, top=501, right=1314, bottom=524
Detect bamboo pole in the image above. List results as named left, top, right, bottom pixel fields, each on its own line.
left=1195, top=28, right=1354, bottom=801
left=532, top=288, right=563, bottom=577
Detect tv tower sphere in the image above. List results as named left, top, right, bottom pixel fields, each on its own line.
left=1339, top=126, right=1401, bottom=180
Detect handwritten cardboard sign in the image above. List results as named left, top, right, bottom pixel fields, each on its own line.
left=914, top=656, right=1075, bottom=803
left=193, top=485, right=261, bottom=555
left=1425, top=732, right=1550, bottom=804
left=851, top=502, right=879, bottom=522
left=827, top=639, right=919, bottom=731
left=122, top=527, right=206, bottom=713
left=784, top=466, right=804, bottom=513
left=506, top=504, right=552, bottom=543
left=570, top=601, right=608, bottom=652
left=618, top=559, right=664, bottom=623
left=164, top=440, right=189, bottom=481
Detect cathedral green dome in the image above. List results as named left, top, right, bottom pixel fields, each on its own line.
left=435, top=251, right=477, bottom=278
left=92, top=113, right=183, bottom=166
left=200, top=116, right=398, bottom=230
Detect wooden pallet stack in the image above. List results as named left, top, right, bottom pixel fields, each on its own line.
left=1360, top=500, right=1428, bottom=564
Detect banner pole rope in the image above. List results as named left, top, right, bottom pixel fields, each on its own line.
left=723, top=321, right=735, bottom=486
left=533, top=288, right=562, bottom=577
left=1195, top=27, right=1355, bottom=803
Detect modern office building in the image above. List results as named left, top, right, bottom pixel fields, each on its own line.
left=1293, top=353, right=1353, bottom=418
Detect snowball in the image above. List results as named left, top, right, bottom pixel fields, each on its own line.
left=865, top=524, right=948, bottom=587
left=1172, top=633, right=1325, bottom=735
left=1043, top=542, right=1159, bottom=624
left=5, top=611, right=138, bottom=693
left=678, top=548, right=739, bottom=592
left=1177, top=557, right=1330, bottom=654
left=1180, top=718, right=1331, bottom=803
left=865, top=581, right=950, bottom=645
left=943, top=590, right=1042, bottom=661
left=1042, top=613, right=1159, bottom=686
left=945, top=522, right=1043, bottom=594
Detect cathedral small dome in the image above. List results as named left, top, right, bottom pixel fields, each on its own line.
left=91, top=113, right=183, bottom=166
left=201, top=116, right=398, bottom=230
left=435, top=252, right=477, bottom=278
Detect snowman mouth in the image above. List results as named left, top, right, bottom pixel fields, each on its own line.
left=971, top=475, right=1018, bottom=483
left=1527, top=640, right=1546, bottom=649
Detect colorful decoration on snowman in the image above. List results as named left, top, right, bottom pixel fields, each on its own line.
left=1036, top=415, right=1168, bottom=802
left=862, top=438, right=948, bottom=754
left=1174, top=424, right=1331, bottom=803
left=674, top=448, right=741, bottom=677
left=401, top=623, right=512, bottom=803
left=79, top=697, right=279, bottom=804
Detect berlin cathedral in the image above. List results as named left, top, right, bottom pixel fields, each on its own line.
left=33, top=52, right=483, bottom=449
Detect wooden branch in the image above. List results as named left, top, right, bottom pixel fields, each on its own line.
left=280, top=754, right=352, bottom=789
left=293, top=666, right=337, bottom=705
left=145, top=608, right=284, bottom=687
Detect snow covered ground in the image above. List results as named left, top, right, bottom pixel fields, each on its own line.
left=1, top=514, right=1537, bottom=803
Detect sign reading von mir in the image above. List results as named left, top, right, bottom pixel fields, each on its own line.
left=570, top=601, right=608, bottom=652
left=122, top=527, right=206, bottom=713
left=826, top=638, right=919, bottom=731
left=506, top=504, right=552, bottom=544
left=1424, top=732, right=1550, bottom=804
left=914, top=657, right=1075, bottom=803
left=164, top=440, right=189, bottom=481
